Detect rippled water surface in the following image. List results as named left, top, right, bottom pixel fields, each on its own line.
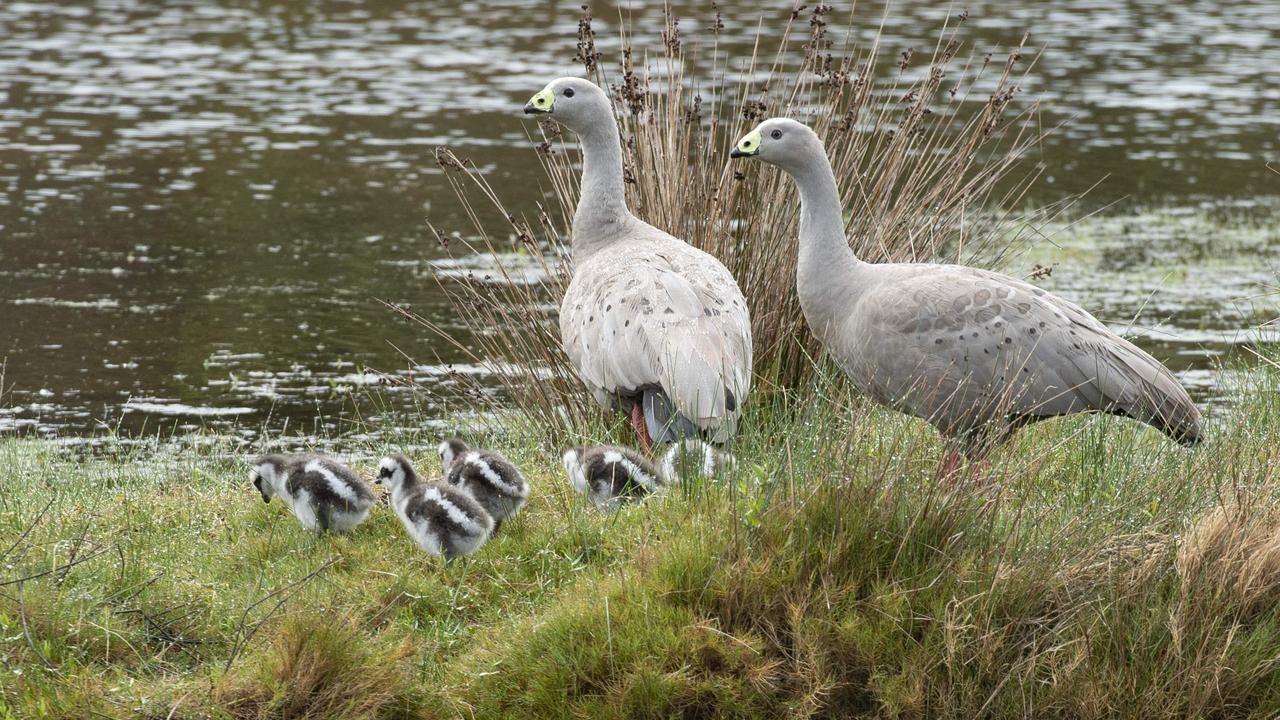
left=1, top=1, right=1277, bottom=440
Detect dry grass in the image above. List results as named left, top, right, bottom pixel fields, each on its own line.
left=414, top=4, right=1066, bottom=438
left=213, top=613, right=426, bottom=720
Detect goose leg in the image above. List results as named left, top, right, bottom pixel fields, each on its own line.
left=631, top=403, right=653, bottom=457
left=970, top=458, right=991, bottom=486
left=938, top=448, right=963, bottom=487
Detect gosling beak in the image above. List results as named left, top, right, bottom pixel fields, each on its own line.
left=524, top=88, right=554, bottom=115
left=730, top=129, right=762, bottom=159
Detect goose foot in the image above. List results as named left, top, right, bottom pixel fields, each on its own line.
left=631, top=403, right=653, bottom=458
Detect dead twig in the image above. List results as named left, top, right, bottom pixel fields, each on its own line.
left=223, top=557, right=339, bottom=673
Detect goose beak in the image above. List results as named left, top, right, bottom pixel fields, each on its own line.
left=524, top=88, right=554, bottom=115
left=730, top=130, right=762, bottom=159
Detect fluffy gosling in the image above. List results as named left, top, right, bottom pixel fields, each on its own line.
left=562, top=445, right=664, bottom=511
left=376, top=454, right=493, bottom=561
left=438, top=438, right=529, bottom=532
left=249, top=454, right=375, bottom=533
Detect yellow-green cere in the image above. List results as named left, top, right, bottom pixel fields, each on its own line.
left=735, top=129, right=762, bottom=156
left=527, top=88, right=554, bottom=112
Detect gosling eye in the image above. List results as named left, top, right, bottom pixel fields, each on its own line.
left=563, top=88, right=575, bottom=98
left=770, top=129, right=782, bottom=140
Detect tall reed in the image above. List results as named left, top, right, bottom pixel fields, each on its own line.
left=419, top=5, right=1063, bottom=441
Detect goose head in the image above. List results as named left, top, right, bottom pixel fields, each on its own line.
left=249, top=455, right=285, bottom=503
left=437, top=438, right=469, bottom=473
left=375, top=454, right=416, bottom=493
left=730, top=118, right=823, bottom=175
left=523, top=77, right=612, bottom=135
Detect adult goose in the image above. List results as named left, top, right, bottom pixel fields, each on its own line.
left=525, top=78, right=752, bottom=453
left=730, top=118, right=1201, bottom=476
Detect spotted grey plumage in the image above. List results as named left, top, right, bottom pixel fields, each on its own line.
left=731, top=119, right=1201, bottom=471
left=438, top=438, right=528, bottom=532
left=376, top=454, right=493, bottom=561
left=524, top=78, right=752, bottom=453
left=249, top=453, right=376, bottom=533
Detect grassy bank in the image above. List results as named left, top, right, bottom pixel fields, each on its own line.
left=1, top=358, right=1279, bottom=719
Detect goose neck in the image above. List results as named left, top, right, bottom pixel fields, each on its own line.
left=572, top=117, right=633, bottom=259
left=271, top=473, right=296, bottom=508
left=792, top=158, right=860, bottom=278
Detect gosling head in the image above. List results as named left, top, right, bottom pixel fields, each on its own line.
left=437, top=438, right=469, bottom=473
left=375, top=454, right=417, bottom=492
left=729, top=118, right=823, bottom=175
left=249, top=455, right=285, bottom=504
left=523, top=77, right=611, bottom=135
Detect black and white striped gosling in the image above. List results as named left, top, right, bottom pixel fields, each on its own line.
left=376, top=454, right=493, bottom=561
left=659, top=439, right=736, bottom=486
left=438, top=438, right=529, bottom=532
left=249, top=454, right=376, bottom=533
left=562, top=445, right=664, bottom=511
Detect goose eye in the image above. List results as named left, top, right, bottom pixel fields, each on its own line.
left=770, top=129, right=782, bottom=140
left=563, top=88, right=575, bottom=98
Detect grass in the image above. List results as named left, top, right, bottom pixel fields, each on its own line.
left=2, top=356, right=1280, bottom=718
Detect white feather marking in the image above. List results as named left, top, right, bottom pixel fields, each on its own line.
left=305, top=460, right=361, bottom=504
left=603, top=450, right=658, bottom=491
left=291, top=489, right=320, bottom=531
left=701, top=443, right=716, bottom=477
left=423, top=486, right=487, bottom=534
left=266, top=464, right=294, bottom=502
left=463, top=452, right=526, bottom=498
left=563, top=450, right=590, bottom=497
left=660, top=445, right=681, bottom=485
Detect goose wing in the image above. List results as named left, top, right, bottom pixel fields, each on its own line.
left=560, top=243, right=752, bottom=436
left=853, top=266, right=1200, bottom=444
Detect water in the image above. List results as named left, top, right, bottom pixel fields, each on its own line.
left=1, top=1, right=1277, bottom=441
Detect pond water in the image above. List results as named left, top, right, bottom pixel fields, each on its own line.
left=0, top=1, right=1276, bottom=442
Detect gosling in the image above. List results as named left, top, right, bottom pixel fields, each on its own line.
left=438, top=438, right=529, bottom=532
left=659, top=439, right=736, bottom=486
left=249, top=454, right=376, bottom=533
left=562, top=445, right=664, bottom=511
left=376, top=454, right=493, bottom=561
